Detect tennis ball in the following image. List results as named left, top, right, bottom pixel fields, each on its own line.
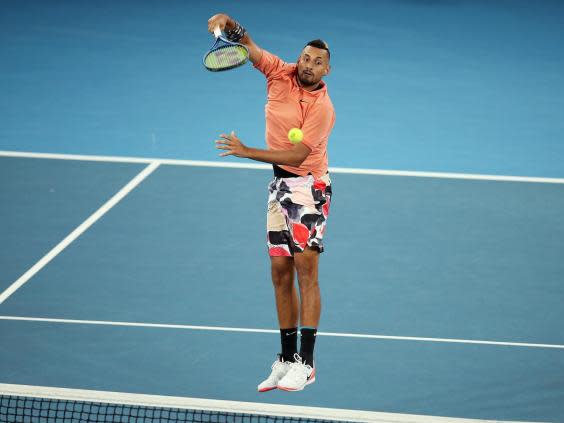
left=288, top=128, right=304, bottom=144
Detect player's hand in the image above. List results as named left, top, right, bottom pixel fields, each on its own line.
left=207, top=14, right=232, bottom=33
left=216, top=131, right=249, bottom=158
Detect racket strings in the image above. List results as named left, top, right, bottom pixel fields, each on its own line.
left=204, top=44, right=248, bottom=70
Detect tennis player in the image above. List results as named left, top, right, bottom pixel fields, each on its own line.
left=208, top=13, right=335, bottom=392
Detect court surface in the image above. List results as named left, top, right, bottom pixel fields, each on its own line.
left=1, top=152, right=563, bottom=422
left=1, top=1, right=564, bottom=422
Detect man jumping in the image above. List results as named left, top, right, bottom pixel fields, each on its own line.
left=208, top=13, right=335, bottom=392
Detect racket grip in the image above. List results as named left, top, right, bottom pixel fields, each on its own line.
left=213, top=26, right=222, bottom=38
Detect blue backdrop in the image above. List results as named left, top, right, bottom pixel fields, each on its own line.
left=1, top=0, right=563, bottom=176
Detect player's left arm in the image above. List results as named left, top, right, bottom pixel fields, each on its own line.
left=215, top=132, right=311, bottom=167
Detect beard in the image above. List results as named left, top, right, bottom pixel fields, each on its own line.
left=297, top=69, right=319, bottom=87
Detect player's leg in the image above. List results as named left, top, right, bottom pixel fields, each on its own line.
left=277, top=174, right=330, bottom=391
left=267, top=194, right=300, bottom=361
left=293, top=247, right=320, bottom=330
left=258, top=257, right=298, bottom=392
left=271, top=256, right=299, bottom=341
left=277, top=247, right=319, bottom=391
left=294, top=247, right=320, bottom=370
left=259, top=181, right=298, bottom=392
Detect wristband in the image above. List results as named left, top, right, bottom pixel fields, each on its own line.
left=226, top=20, right=246, bottom=43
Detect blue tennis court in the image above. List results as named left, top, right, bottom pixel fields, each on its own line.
left=1, top=155, right=563, bottom=422
left=1, top=1, right=564, bottom=422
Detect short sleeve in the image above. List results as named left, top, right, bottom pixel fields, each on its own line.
left=253, top=49, right=291, bottom=79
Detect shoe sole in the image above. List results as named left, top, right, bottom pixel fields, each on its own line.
left=277, top=375, right=316, bottom=392
left=257, top=386, right=277, bottom=392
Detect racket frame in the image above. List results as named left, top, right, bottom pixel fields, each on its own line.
left=203, top=26, right=249, bottom=72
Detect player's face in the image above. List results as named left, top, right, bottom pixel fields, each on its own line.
left=297, top=46, right=330, bottom=88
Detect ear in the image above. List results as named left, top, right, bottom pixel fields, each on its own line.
left=324, top=64, right=331, bottom=76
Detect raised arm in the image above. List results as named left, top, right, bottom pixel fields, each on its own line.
left=207, top=14, right=262, bottom=64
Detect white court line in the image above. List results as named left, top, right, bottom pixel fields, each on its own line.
left=0, top=161, right=161, bottom=305
left=1, top=149, right=564, bottom=184
left=0, top=316, right=562, bottom=350
left=0, top=383, right=532, bottom=423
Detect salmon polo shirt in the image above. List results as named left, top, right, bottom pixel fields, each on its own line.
left=254, top=50, right=335, bottom=178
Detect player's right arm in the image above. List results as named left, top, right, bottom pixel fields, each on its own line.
left=207, top=14, right=262, bottom=64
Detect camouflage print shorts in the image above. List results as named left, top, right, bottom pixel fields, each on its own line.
left=267, top=173, right=332, bottom=256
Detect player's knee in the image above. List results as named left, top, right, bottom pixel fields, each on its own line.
left=294, top=250, right=318, bottom=283
left=270, top=258, right=294, bottom=289
left=295, top=264, right=317, bottom=288
left=271, top=270, right=291, bottom=287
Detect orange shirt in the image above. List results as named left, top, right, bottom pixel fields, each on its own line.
left=254, top=50, right=335, bottom=178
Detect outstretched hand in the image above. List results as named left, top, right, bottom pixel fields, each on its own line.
left=215, top=131, right=249, bottom=158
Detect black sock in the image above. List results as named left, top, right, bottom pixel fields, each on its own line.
left=299, top=327, right=317, bottom=366
left=280, top=327, right=298, bottom=362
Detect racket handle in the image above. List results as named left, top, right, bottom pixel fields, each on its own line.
left=213, top=25, right=222, bottom=38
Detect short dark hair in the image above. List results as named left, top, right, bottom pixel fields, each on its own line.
left=304, top=39, right=330, bottom=60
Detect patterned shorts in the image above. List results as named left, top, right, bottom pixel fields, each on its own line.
left=267, top=173, right=332, bottom=256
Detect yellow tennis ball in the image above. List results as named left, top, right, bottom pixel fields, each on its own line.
left=288, top=128, right=303, bottom=144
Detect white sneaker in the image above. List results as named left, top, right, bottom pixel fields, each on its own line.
left=257, top=355, right=291, bottom=392
left=276, top=353, right=315, bottom=392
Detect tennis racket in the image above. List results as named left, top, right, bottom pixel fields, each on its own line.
left=203, top=26, right=249, bottom=72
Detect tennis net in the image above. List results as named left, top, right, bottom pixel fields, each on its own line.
left=0, top=383, right=392, bottom=423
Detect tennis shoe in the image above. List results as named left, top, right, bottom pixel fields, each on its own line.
left=257, top=355, right=291, bottom=392
left=276, top=353, right=315, bottom=392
